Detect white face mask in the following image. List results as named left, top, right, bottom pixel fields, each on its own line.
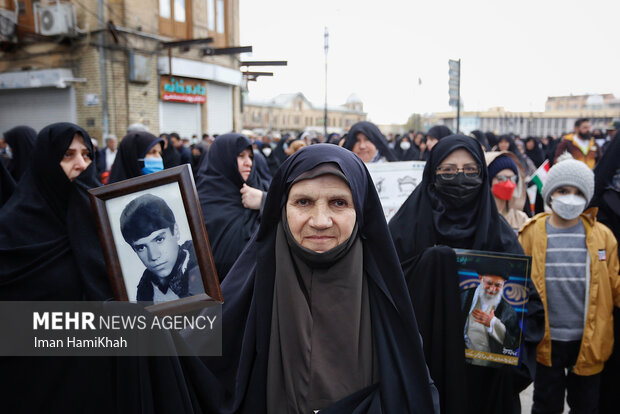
left=400, top=141, right=411, bottom=150
left=262, top=147, right=272, bottom=157
left=551, top=194, right=586, bottom=220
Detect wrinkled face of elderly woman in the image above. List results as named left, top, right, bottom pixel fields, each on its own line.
left=286, top=174, right=357, bottom=253
left=60, top=133, right=92, bottom=181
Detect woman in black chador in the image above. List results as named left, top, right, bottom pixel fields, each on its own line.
left=188, top=144, right=439, bottom=413
left=2, top=125, right=37, bottom=182
left=0, top=123, right=115, bottom=412
left=343, top=121, right=397, bottom=163
left=196, top=133, right=270, bottom=281
left=389, top=135, right=544, bottom=414
left=108, top=131, right=164, bottom=183
left=0, top=123, right=201, bottom=414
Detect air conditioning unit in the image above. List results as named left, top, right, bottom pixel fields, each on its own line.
left=34, top=2, right=77, bottom=36
left=0, top=7, right=18, bottom=43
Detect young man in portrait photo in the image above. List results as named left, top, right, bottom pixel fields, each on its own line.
left=461, top=270, right=521, bottom=366
left=120, top=193, right=204, bottom=302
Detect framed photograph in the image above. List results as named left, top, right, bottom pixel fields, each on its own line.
left=455, top=249, right=532, bottom=368
left=89, top=165, right=222, bottom=314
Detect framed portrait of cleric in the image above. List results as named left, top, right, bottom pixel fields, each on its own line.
left=454, top=249, right=532, bottom=368
left=89, top=165, right=222, bottom=314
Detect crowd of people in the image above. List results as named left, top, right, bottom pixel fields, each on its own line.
left=0, top=116, right=618, bottom=414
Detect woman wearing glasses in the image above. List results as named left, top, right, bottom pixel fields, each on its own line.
left=388, top=135, right=543, bottom=414
left=485, top=151, right=529, bottom=231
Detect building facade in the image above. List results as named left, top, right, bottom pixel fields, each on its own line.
left=0, top=0, right=243, bottom=142
left=242, top=92, right=366, bottom=134
left=429, top=94, right=620, bottom=137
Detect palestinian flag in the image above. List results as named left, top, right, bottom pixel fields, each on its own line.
left=529, top=159, right=550, bottom=194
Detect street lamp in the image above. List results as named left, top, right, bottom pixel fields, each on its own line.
left=324, top=27, right=329, bottom=139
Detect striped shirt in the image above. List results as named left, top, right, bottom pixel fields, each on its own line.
left=545, top=220, right=587, bottom=341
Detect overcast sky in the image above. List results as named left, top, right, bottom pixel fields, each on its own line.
left=240, top=0, right=620, bottom=125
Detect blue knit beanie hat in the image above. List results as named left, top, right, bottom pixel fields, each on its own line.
left=488, top=155, right=518, bottom=181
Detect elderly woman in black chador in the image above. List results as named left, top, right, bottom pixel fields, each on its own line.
left=343, top=121, right=397, bottom=163
left=2, top=125, right=37, bottom=182
left=108, top=131, right=165, bottom=183
left=196, top=133, right=270, bottom=281
left=389, top=135, right=544, bottom=414
left=189, top=143, right=438, bottom=413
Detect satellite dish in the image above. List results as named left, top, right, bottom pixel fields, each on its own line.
left=41, top=9, right=55, bottom=32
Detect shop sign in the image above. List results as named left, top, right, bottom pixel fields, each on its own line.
left=160, top=76, right=206, bottom=104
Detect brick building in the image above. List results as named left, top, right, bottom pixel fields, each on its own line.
left=0, top=0, right=243, bottom=142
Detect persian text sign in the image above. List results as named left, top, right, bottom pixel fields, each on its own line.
left=366, top=161, right=425, bottom=221
left=160, top=76, right=206, bottom=104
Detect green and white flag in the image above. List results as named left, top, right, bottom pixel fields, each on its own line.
left=528, top=159, right=550, bottom=195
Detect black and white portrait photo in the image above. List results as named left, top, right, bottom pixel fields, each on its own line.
left=106, top=183, right=205, bottom=302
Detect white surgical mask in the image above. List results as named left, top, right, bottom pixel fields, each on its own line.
left=551, top=194, right=586, bottom=220
left=400, top=141, right=411, bottom=150
left=262, top=147, right=272, bottom=157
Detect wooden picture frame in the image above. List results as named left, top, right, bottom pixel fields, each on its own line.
left=88, top=165, right=222, bottom=315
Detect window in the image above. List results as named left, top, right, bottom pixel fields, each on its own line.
left=207, top=0, right=215, bottom=31
left=207, top=0, right=228, bottom=47
left=159, top=0, right=191, bottom=38
left=216, top=0, right=225, bottom=33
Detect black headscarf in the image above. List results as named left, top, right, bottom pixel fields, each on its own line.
left=470, top=130, right=490, bottom=151
left=343, top=121, right=398, bottom=162
left=394, top=134, right=421, bottom=161
left=271, top=135, right=289, bottom=166
left=0, top=160, right=15, bottom=208
left=0, top=122, right=112, bottom=301
left=389, top=135, right=522, bottom=259
left=161, top=133, right=182, bottom=169
left=190, top=144, right=438, bottom=413
left=427, top=125, right=453, bottom=141
left=108, top=131, right=164, bottom=183
left=251, top=145, right=273, bottom=184
left=3, top=125, right=37, bottom=182
left=196, top=133, right=270, bottom=281
left=524, top=137, right=545, bottom=168
left=485, top=131, right=498, bottom=149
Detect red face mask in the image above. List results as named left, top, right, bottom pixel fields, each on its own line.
left=492, top=180, right=516, bottom=201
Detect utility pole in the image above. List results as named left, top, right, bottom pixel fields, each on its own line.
left=456, top=59, right=461, bottom=133
left=324, top=27, right=329, bottom=139
left=98, top=0, right=109, bottom=137
left=448, top=59, right=461, bottom=133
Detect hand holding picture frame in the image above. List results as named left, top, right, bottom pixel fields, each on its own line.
left=89, top=165, right=222, bottom=315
